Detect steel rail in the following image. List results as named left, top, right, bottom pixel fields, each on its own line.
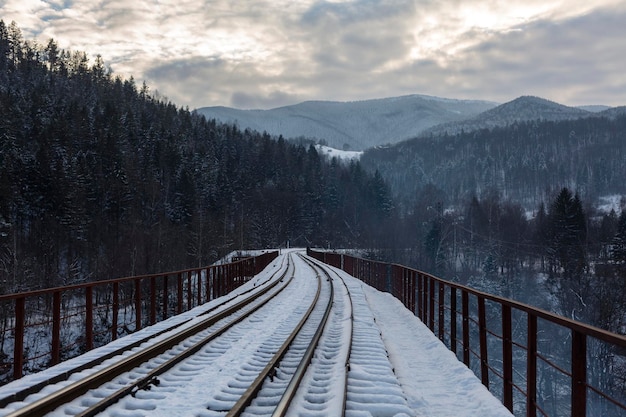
left=306, top=254, right=354, bottom=417
left=0, top=256, right=285, bottom=408
left=75, top=256, right=297, bottom=417
left=226, top=254, right=329, bottom=417
left=271, top=255, right=338, bottom=417
left=4, top=255, right=292, bottom=417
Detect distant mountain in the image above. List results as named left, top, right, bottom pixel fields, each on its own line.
left=599, top=106, right=626, bottom=119
left=578, top=105, right=611, bottom=112
left=361, top=110, right=626, bottom=209
left=195, top=95, right=498, bottom=151
left=422, top=96, right=593, bottom=137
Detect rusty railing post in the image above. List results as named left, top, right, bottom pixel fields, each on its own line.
left=417, top=273, right=423, bottom=321
left=13, top=296, right=25, bottom=380
left=450, top=287, right=457, bottom=355
left=177, top=272, right=183, bottom=315
left=85, top=286, right=93, bottom=351
left=52, top=291, right=61, bottom=365
left=502, top=304, right=513, bottom=412
left=134, top=278, right=142, bottom=331
left=462, top=290, right=470, bottom=367
left=428, top=277, right=435, bottom=334
left=478, top=297, right=489, bottom=388
left=112, top=282, right=119, bottom=341
left=527, top=313, right=537, bottom=417
left=150, top=276, right=157, bottom=325
left=197, top=269, right=202, bottom=305
left=187, top=270, right=192, bottom=310
left=572, top=330, right=587, bottom=417
left=438, top=281, right=445, bottom=341
left=162, top=274, right=168, bottom=320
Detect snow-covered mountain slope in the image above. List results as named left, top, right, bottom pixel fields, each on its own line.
left=315, top=145, right=362, bottom=162
left=422, top=96, right=593, bottom=137
left=577, top=105, right=611, bottom=112
left=195, top=95, right=497, bottom=151
left=598, top=105, right=626, bottom=119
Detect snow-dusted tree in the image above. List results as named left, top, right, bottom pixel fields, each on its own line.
left=611, top=211, right=626, bottom=264
left=547, top=188, right=589, bottom=320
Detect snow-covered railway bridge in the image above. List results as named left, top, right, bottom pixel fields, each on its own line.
left=0, top=249, right=625, bottom=416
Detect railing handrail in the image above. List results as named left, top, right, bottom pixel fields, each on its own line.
left=0, top=254, right=267, bottom=301
left=308, top=248, right=626, bottom=417
left=383, top=261, right=626, bottom=348
left=0, top=250, right=278, bottom=384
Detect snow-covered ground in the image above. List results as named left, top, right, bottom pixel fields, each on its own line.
left=0, top=249, right=512, bottom=416
left=315, top=145, right=362, bottom=162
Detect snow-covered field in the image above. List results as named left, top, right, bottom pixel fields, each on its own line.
left=315, top=145, right=362, bottom=162
left=0, top=250, right=512, bottom=416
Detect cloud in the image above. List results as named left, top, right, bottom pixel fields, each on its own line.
left=230, top=91, right=301, bottom=110
left=1, top=0, right=625, bottom=108
left=442, top=4, right=626, bottom=105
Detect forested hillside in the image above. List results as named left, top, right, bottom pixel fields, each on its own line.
left=362, top=112, right=626, bottom=210
left=3, top=21, right=626, bottom=336
left=197, top=95, right=497, bottom=151
left=0, top=21, right=393, bottom=292
left=357, top=98, right=626, bottom=333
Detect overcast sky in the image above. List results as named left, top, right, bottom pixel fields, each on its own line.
left=2, top=0, right=625, bottom=109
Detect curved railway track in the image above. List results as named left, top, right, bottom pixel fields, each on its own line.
left=0, top=253, right=353, bottom=417
left=0, top=256, right=288, bottom=410
left=225, top=255, right=332, bottom=416
left=1, top=251, right=415, bottom=417
left=1, top=255, right=292, bottom=417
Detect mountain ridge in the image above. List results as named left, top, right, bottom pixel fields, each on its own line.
left=195, top=94, right=498, bottom=151
left=420, top=96, right=594, bottom=137
left=196, top=94, right=617, bottom=151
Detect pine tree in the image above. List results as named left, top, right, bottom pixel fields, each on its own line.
left=547, top=187, right=589, bottom=319
left=611, top=211, right=626, bottom=264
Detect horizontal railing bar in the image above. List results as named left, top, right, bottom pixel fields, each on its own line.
left=536, top=352, right=572, bottom=378
left=308, top=249, right=626, bottom=417
left=386, top=261, right=626, bottom=347
left=587, top=383, right=626, bottom=411
left=485, top=328, right=503, bottom=340
left=0, top=255, right=262, bottom=301
left=2, top=251, right=278, bottom=384
left=512, top=339, right=527, bottom=350
left=536, top=402, right=551, bottom=417
left=512, top=382, right=527, bottom=396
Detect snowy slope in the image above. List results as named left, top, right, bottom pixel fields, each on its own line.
left=315, top=145, right=362, bottom=162
left=422, top=96, right=593, bottom=136
left=195, top=95, right=497, bottom=151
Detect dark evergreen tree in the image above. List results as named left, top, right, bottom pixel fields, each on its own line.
left=547, top=188, right=589, bottom=319
left=611, top=211, right=626, bottom=264
left=0, top=21, right=401, bottom=291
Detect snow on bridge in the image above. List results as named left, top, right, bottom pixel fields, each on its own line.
left=0, top=249, right=512, bottom=416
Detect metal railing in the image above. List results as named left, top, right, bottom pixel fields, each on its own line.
left=0, top=251, right=278, bottom=384
left=307, top=249, right=626, bottom=417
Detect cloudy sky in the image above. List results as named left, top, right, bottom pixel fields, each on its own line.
left=2, top=0, right=625, bottom=109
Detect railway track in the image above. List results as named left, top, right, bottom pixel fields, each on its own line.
left=0, top=253, right=346, bottom=417
left=0, top=254, right=292, bottom=416
left=1, top=251, right=415, bottom=417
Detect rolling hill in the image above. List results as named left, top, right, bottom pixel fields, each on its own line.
left=195, top=95, right=497, bottom=151
left=420, top=96, right=593, bottom=137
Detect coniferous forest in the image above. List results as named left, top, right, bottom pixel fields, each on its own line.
left=0, top=21, right=393, bottom=292
left=3, top=21, right=626, bottom=337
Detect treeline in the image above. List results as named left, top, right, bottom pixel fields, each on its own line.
left=361, top=111, right=626, bottom=210
left=381, top=187, right=626, bottom=331
left=0, top=21, right=393, bottom=292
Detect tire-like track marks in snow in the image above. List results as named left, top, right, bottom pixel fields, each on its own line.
left=342, top=269, right=414, bottom=417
